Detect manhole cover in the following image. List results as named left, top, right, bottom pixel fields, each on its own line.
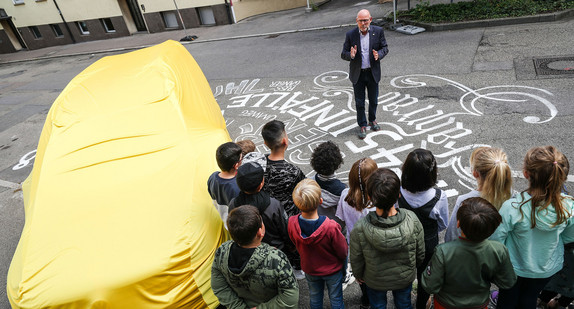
left=533, top=56, right=574, bottom=76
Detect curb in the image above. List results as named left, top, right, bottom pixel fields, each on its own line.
left=400, top=8, right=574, bottom=31
left=2, top=8, right=573, bottom=64
left=0, top=23, right=356, bottom=65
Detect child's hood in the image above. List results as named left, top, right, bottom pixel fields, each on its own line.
left=226, top=243, right=269, bottom=278
left=363, top=210, right=413, bottom=252
left=290, top=216, right=336, bottom=245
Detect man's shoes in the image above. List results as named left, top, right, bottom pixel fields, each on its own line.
left=358, top=126, right=368, bottom=139
left=368, top=121, right=380, bottom=131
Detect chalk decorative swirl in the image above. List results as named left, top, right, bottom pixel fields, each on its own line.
left=312, top=71, right=356, bottom=112
left=390, top=74, right=556, bottom=124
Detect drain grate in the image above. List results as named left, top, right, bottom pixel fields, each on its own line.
left=533, top=56, right=574, bottom=76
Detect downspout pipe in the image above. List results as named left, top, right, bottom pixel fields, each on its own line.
left=53, top=0, right=76, bottom=43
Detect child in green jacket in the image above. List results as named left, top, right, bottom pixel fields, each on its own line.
left=421, top=197, right=516, bottom=309
left=350, top=168, right=424, bottom=309
left=211, top=205, right=299, bottom=308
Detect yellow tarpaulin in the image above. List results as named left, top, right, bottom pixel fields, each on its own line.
left=7, top=40, right=229, bottom=308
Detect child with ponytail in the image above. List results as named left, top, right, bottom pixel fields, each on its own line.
left=335, top=157, right=378, bottom=309
left=445, top=147, right=513, bottom=242
left=336, top=158, right=379, bottom=240
left=491, top=146, right=574, bottom=309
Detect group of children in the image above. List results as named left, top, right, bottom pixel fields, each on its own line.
left=208, top=119, right=574, bottom=309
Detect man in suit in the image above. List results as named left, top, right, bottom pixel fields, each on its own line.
left=341, top=9, right=389, bottom=139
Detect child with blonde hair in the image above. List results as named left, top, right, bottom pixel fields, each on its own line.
left=445, top=146, right=513, bottom=242
left=288, top=179, right=348, bottom=309
left=492, top=146, right=574, bottom=309
left=335, top=157, right=378, bottom=308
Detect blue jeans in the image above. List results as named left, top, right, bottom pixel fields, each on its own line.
left=305, top=270, right=345, bottom=309
left=353, top=69, right=379, bottom=127
left=366, top=284, right=413, bottom=309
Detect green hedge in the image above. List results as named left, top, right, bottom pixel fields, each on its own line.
left=395, top=0, right=574, bottom=23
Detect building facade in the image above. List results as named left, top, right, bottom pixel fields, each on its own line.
left=0, top=0, right=307, bottom=54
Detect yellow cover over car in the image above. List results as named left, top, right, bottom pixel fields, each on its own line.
left=7, top=40, right=229, bottom=308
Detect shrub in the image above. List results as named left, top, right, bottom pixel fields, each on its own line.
left=394, top=0, right=574, bottom=23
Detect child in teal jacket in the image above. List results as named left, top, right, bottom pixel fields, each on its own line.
left=491, top=146, right=574, bottom=309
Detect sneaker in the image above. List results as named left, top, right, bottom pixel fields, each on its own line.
left=368, top=121, right=380, bottom=131
left=489, top=290, right=498, bottom=307
left=343, top=271, right=353, bottom=285
left=358, top=126, right=367, bottom=139
left=293, top=269, right=305, bottom=280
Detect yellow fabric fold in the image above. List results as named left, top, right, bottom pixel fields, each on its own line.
left=7, top=40, right=229, bottom=308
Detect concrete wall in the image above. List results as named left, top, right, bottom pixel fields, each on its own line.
left=70, top=16, right=129, bottom=40
left=144, top=4, right=230, bottom=33
left=232, top=0, right=307, bottom=21
left=0, top=0, right=302, bottom=53
left=0, top=29, right=17, bottom=54
left=15, top=16, right=129, bottom=50
left=139, top=0, right=226, bottom=12
left=17, top=23, right=73, bottom=50
left=51, top=0, right=124, bottom=22
left=2, top=0, right=62, bottom=26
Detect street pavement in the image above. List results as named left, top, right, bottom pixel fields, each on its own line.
left=0, top=0, right=518, bottom=64
left=1, top=0, right=574, bottom=308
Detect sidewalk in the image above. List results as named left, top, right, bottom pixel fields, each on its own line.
left=0, top=0, right=571, bottom=64
left=0, top=0, right=434, bottom=64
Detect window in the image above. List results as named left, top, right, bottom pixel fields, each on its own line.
left=51, top=24, right=63, bottom=37
left=197, top=7, right=216, bottom=25
left=101, top=18, right=116, bottom=33
left=29, top=26, right=42, bottom=39
left=77, top=21, right=89, bottom=34
left=0, top=9, right=8, bottom=18
left=12, top=0, right=25, bottom=5
left=161, top=12, right=178, bottom=29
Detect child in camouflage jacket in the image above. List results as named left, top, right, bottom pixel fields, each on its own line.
left=211, top=205, right=299, bottom=308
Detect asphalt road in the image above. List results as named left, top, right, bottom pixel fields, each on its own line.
left=1, top=13, right=574, bottom=308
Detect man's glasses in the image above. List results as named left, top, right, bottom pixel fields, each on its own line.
left=357, top=19, right=370, bottom=23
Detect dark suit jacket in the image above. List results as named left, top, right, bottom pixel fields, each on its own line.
left=341, top=25, right=389, bottom=84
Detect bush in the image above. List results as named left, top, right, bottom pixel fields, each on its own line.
left=395, top=0, right=574, bottom=23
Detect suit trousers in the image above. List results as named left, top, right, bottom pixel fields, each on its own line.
left=353, top=69, right=379, bottom=127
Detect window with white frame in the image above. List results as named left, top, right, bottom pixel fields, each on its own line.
left=161, top=12, right=178, bottom=29
left=29, top=26, right=42, bottom=39
left=77, top=21, right=89, bottom=34
left=101, top=18, right=116, bottom=33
